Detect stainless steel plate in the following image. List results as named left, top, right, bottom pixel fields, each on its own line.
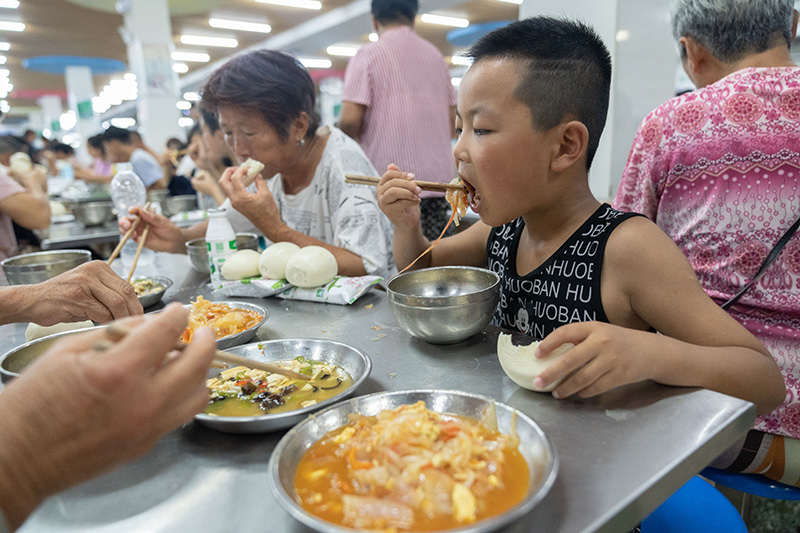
left=269, top=389, right=557, bottom=533
left=195, top=338, right=372, bottom=434
left=133, top=275, right=173, bottom=308
left=193, top=300, right=269, bottom=350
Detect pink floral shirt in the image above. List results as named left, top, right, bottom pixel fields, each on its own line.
left=614, top=67, right=800, bottom=439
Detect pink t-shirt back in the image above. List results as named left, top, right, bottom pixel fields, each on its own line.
left=0, top=170, right=25, bottom=261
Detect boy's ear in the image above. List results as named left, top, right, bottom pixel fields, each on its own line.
left=551, top=120, right=588, bottom=173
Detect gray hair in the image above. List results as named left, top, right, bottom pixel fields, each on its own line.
left=671, top=0, right=795, bottom=62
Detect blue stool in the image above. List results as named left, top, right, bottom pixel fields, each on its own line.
left=641, top=476, right=747, bottom=533
left=700, top=466, right=800, bottom=525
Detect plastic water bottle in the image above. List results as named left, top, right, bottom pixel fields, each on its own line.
left=206, top=208, right=237, bottom=289
left=110, top=162, right=155, bottom=273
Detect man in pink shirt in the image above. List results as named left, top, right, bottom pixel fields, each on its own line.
left=340, top=0, right=457, bottom=240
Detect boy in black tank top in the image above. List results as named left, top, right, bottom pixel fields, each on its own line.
left=375, top=18, right=783, bottom=415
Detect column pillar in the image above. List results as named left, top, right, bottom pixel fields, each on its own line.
left=65, top=65, right=99, bottom=164
left=118, top=0, right=182, bottom=150
left=519, top=0, right=677, bottom=200
left=37, top=95, right=63, bottom=140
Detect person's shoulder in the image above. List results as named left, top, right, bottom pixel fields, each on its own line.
left=603, top=213, right=677, bottom=268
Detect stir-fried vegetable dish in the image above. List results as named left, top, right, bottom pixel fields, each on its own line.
left=181, top=296, right=262, bottom=343
left=205, top=357, right=353, bottom=416
left=294, top=401, right=529, bottom=531
left=130, top=278, right=165, bottom=297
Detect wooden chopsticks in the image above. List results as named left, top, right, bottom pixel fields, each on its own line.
left=107, top=201, right=152, bottom=267
left=125, top=222, right=151, bottom=283
left=345, top=174, right=466, bottom=192
left=98, top=323, right=311, bottom=381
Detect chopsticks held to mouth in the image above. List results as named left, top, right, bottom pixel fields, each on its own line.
left=107, top=201, right=152, bottom=267
left=96, top=323, right=312, bottom=381
left=345, top=174, right=466, bottom=192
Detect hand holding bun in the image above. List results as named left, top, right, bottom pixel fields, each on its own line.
left=497, top=333, right=574, bottom=392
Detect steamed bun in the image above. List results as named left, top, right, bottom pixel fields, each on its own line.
left=284, top=246, right=338, bottom=288
left=221, top=249, right=261, bottom=280
left=258, top=242, right=300, bottom=280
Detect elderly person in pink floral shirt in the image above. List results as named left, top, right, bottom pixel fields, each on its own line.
left=614, top=0, right=800, bottom=485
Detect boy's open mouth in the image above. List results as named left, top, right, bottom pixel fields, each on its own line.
left=460, top=177, right=480, bottom=211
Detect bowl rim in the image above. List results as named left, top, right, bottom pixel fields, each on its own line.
left=194, top=337, right=373, bottom=428
left=387, top=266, right=500, bottom=307
left=185, top=231, right=260, bottom=249
left=184, top=299, right=269, bottom=345
left=268, top=388, right=558, bottom=533
left=0, top=249, right=92, bottom=270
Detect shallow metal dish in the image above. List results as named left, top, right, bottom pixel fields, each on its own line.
left=0, top=325, right=107, bottom=383
left=195, top=338, right=372, bottom=433
left=72, top=200, right=116, bottom=226
left=1, top=249, right=92, bottom=285
left=163, top=194, right=197, bottom=218
left=198, top=300, right=269, bottom=350
left=185, top=233, right=259, bottom=274
left=387, top=266, right=500, bottom=344
left=132, top=275, right=173, bottom=308
left=269, top=389, right=557, bottom=533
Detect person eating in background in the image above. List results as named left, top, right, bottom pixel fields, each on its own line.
left=376, top=17, right=785, bottom=414
left=73, top=133, right=113, bottom=184
left=121, top=49, right=395, bottom=280
left=613, top=0, right=800, bottom=486
left=102, top=127, right=165, bottom=190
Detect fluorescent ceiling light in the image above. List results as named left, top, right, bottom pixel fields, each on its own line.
left=176, top=101, right=192, bottom=110
left=0, top=56, right=5, bottom=64
left=124, top=72, right=136, bottom=81
left=255, top=0, right=321, bottom=10
left=178, top=117, right=195, bottom=128
left=111, top=118, right=136, bottom=129
left=0, top=100, right=9, bottom=114
left=496, top=0, right=522, bottom=4
left=171, top=51, right=210, bottom=62
left=183, top=91, right=200, bottom=102
left=0, top=42, right=9, bottom=51
left=420, top=14, right=468, bottom=28
left=298, top=57, right=331, bottom=69
left=172, top=63, right=189, bottom=73
left=0, top=21, right=24, bottom=31
left=0, top=68, right=9, bottom=77
left=615, top=29, right=630, bottom=42
left=326, top=45, right=357, bottom=57
left=451, top=77, right=462, bottom=87
left=368, top=33, right=378, bottom=42
left=209, top=18, right=271, bottom=33
left=450, top=55, right=471, bottom=66
left=180, top=34, right=238, bottom=48
left=0, top=0, right=19, bottom=8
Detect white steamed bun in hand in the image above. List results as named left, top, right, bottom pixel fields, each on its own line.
left=258, top=242, right=301, bottom=280
left=497, top=333, right=575, bottom=392
left=221, top=249, right=261, bottom=280
left=284, top=246, right=338, bottom=288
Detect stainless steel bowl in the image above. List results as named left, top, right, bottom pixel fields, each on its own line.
left=1, top=325, right=107, bottom=383
left=132, top=275, right=173, bottom=308
left=195, top=338, right=372, bottom=434
left=162, top=194, right=197, bottom=217
left=203, top=300, right=269, bottom=350
left=185, top=233, right=259, bottom=274
left=1, top=249, right=92, bottom=285
left=72, top=200, right=116, bottom=226
left=387, top=266, right=500, bottom=344
left=269, top=389, right=558, bottom=533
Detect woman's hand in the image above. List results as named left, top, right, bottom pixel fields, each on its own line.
left=376, top=164, right=422, bottom=230
left=191, top=170, right=225, bottom=206
left=219, top=166, right=284, bottom=239
left=119, top=206, right=186, bottom=254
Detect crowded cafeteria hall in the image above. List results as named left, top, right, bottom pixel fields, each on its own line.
left=0, top=0, right=799, bottom=531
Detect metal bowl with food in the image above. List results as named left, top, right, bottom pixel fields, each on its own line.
left=269, top=389, right=557, bottom=533
left=162, top=194, right=197, bottom=218
left=0, top=325, right=107, bottom=383
left=195, top=339, right=372, bottom=433
left=1, top=249, right=92, bottom=285
left=387, top=266, right=501, bottom=344
left=182, top=299, right=269, bottom=350
left=72, top=200, right=116, bottom=226
left=131, top=275, right=173, bottom=308
left=185, top=233, right=259, bottom=274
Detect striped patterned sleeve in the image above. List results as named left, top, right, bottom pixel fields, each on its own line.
left=342, top=48, right=373, bottom=106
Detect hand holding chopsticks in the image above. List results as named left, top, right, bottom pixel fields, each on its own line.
left=107, top=201, right=152, bottom=267
left=345, top=174, right=465, bottom=192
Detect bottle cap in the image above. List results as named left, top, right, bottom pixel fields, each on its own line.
left=207, top=207, right=228, bottom=217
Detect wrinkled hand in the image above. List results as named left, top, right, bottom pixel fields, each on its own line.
left=0, top=304, right=216, bottom=529
left=219, top=166, right=282, bottom=237
left=24, top=260, right=142, bottom=325
left=533, top=322, right=654, bottom=399
left=376, top=164, right=422, bottom=229
left=119, top=205, right=185, bottom=254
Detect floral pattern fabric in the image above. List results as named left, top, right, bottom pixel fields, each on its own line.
left=614, top=67, right=800, bottom=439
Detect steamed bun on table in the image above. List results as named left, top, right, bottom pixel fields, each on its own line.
left=497, top=333, right=574, bottom=392
left=258, top=242, right=300, bottom=280
left=285, top=246, right=338, bottom=288
left=221, top=249, right=262, bottom=280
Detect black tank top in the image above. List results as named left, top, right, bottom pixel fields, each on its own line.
left=486, top=204, right=641, bottom=339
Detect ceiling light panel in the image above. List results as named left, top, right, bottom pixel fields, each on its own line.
left=180, top=34, right=238, bottom=48
left=419, top=14, right=469, bottom=28
left=0, top=20, right=24, bottom=31
left=255, top=0, right=321, bottom=10
left=209, top=18, right=271, bottom=33
left=171, top=51, right=211, bottom=62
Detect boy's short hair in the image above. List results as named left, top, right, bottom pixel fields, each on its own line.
left=102, top=126, right=132, bottom=144
left=468, top=17, right=612, bottom=170
left=371, top=0, right=417, bottom=25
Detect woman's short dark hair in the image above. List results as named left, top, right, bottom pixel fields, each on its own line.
left=87, top=134, right=105, bottom=155
left=371, top=0, right=417, bottom=25
left=201, top=49, right=320, bottom=142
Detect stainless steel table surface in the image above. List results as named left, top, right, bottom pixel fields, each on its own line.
left=35, top=220, right=121, bottom=250
left=0, top=253, right=755, bottom=533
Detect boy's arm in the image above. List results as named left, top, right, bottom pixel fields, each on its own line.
left=535, top=217, right=785, bottom=415
left=376, top=165, right=490, bottom=270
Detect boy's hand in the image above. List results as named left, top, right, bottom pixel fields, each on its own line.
left=376, top=164, right=423, bottom=229
left=533, top=322, right=654, bottom=398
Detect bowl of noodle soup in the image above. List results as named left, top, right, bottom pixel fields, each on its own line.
left=269, top=389, right=557, bottom=533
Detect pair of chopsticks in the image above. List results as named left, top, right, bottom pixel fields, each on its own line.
left=345, top=174, right=466, bottom=192
left=96, top=323, right=311, bottom=381
left=106, top=202, right=152, bottom=283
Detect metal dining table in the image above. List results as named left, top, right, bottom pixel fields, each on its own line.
left=0, top=252, right=755, bottom=533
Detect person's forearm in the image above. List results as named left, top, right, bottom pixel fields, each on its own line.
left=210, top=188, right=226, bottom=206
left=392, top=225, right=431, bottom=272
left=0, top=286, right=37, bottom=325
left=271, top=224, right=367, bottom=276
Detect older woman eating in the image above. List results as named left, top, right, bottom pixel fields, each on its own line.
left=121, top=50, right=394, bottom=280
left=614, top=0, right=800, bottom=486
